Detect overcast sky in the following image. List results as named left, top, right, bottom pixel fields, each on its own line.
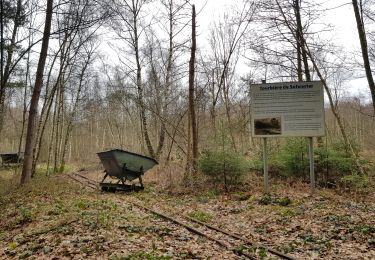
left=189, top=0, right=359, bottom=48
left=186, top=0, right=368, bottom=97
left=98, top=0, right=368, bottom=98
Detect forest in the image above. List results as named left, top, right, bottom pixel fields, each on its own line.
left=0, top=0, right=374, bottom=259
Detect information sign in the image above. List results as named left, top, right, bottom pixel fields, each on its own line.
left=251, top=81, right=325, bottom=137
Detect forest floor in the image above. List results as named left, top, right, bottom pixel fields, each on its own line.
left=0, top=164, right=374, bottom=259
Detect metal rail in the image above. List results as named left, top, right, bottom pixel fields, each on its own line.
left=132, top=201, right=257, bottom=259
left=68, top=172, right=299, bottom=260
left=184, top=215, right=298, bottom=260
left=67, top=172, right=97, bottom=190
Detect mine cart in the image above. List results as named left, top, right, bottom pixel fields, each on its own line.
left=97, top=149, right=158, bottom=192
left=0, top=152, right=24, bottom=166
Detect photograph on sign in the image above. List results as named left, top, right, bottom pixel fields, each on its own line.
left=250, top=81, right=325, bottom=137
left=254, top=117, right=281, bottom=135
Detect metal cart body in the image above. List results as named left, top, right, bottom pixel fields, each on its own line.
left=97, top=149, right=158, bottom=192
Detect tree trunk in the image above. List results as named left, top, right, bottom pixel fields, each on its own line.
left=46, top=105, right=57, bottom=176
left=53, top=70, right=65, bottom=173
left=60, top=57, right=90, bottom=172
left=210, top=69, right=217, bottom=135
left=222, top=75, right=237, bottom=151
left=293, top=0, right=311, bottom=81
left=18, top=19, right=32, bottom=156
left=294, top=0, right=302, bottom=81
left=352, top=0, right=375, bottom=113
left=32, top=65, right=60, bottom=176
left=305, top=45, right=365, bottom=175
left=156, top=1, right=175, bottom=159
left=0, top=0, right=22, bottom=134
left=188, top=4, right=198, bottom=174
left=20, top=0, right=53, bottom=184
left=131, top=0, right=155, bottom=158
left=32, top=26, right=77, bottom=176
left=0, top=1, right=3, bottom=118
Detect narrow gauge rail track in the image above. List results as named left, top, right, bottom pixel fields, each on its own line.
left=67, top=172, right=98, bottom=190
left=67, top=172, right=299, bottom=260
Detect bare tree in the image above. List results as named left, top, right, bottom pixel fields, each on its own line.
left=60, top=41, right=97, bottom=172
left=273, top=0, right=365, bottom=174
left=187, top=4, right=197, bottom=174
left=0, top=0, right=27, bottom=134
left=205, top=1, right=256, bottom=149
left=107, top=0, right=156, bottom=157
left=352, top=0, right=375, bottom=113
left=21, top=0, right=53, bottom=184
left=142, top=0, right=190, bottom=160
left=30, top=0, right=105, bottom=175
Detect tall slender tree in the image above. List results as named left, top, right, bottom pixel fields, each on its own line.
left=188, top=4, right=197, bottom=173
left=0, top=0, right=26, bottom=134
left=205, top=1, right=255, bottom=149
left=21, top=0, right=53, bottom=184
left=108, top=0, right=155, bottom=157
left=352, top=0, right=375, bottom=113
left=273, top=0, right=364, bottom=174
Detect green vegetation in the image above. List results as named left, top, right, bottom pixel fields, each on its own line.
left=198, top=125, right=249, bottom=190
left=278, top=207, right=300, bottom=218
left=341, top=174, right=371, bottom=190
left=19, top=250, right=33, bottom=259
left=17, top=206, right=33, bottom=224
left=257, top=195, right=273, bottom=205
left=188, top=210, right=213, bottom=223
left=257, top=195, right=292, bottom=206
left=315, top=141, right=358, bottom=176
left=249, top=138, right=372, bottom=190
left=199, top=149, right=248, bottom=188
left=110, top=251, right=172, bottom=260
left=272, top=138, right=309, bottom=178
left=195, top=190, right=217, bottom=203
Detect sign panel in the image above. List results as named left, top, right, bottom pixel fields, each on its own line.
left=251, top=81, right=325, bottom=137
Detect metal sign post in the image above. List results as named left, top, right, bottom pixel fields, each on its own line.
left=262, top=137, right=269, bottom=194
left=308, top=137, right=315, bottom=193
left=261, top=80, right=269, bottom=194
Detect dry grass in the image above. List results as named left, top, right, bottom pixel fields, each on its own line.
left=145, top=163, right=375, bottom=203
left=0, top=167, right=22, bottom=195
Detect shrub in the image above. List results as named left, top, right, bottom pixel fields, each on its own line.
left=272, top=138, right=308, bottom=177
left=315, top=142, right=357, bottom=177
left=198, top=149, right=248, bottom=189
left=17, top=206, right=33, bottom=224
left=249, top=138, right=368, bottom=186
left=340, top=174, right=369, bottom=190
left=198, top=124, right=249, bottom=190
